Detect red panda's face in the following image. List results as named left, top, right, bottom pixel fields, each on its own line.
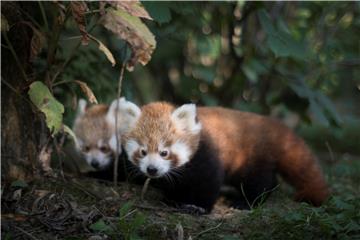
left=123, top=102, right=201, bottom=178
left=73, top=98, right=139, bottom=170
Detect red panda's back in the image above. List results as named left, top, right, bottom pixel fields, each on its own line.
left=197, top=106, right=329, bottom=206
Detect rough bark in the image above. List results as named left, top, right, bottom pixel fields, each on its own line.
left=1, top=2, right=47, bottom=181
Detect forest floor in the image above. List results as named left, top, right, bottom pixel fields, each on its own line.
left=1, top=152, right=360, bottom=240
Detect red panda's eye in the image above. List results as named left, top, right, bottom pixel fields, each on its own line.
left=140, top=149, right=147, bottom=157
left=100, top=146, right=109, bottom=153
left=159, top=150, right=169, bottom=158
left=83, top=146, right=90, bottom=152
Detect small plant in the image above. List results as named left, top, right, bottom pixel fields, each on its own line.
left=89, top=201, right=146, bottom=240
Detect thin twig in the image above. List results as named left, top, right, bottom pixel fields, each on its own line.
left=13, top=226, right=39, bottom=240
left=240, top=183, right=252, bottom=210
left=38, top=1, right=49, bottom=31
left=193, top=221, right=223, bottom=239
left=93, top=206, right=122, bottom=236
left=51, top=22, right=98, bottom=84
left=141, top=178, right=151, bottom=201
left=69, top=180, right=102, bottom=200
left=325, top=141, right=335, bottom=163
left=113, top=62, right=126, bottom=186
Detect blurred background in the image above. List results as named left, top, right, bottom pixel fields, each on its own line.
left=32, top=1, right=360, bottom=156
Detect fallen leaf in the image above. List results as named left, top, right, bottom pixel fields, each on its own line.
left=89, top=35, right=116, bottom=66
left=74, top=80, right=98, bottom=104
left=12, top=189, right=22, bottom=201
left=39, top=144, right=53, bottom=175
left=70, top=1, right=89, bottom=45
left=102, top=8, right=156, bottom=71
left=106, top=0, right=153, bottom=20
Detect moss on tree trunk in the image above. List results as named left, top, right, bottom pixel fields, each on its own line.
left=1, top=2, right=48, bottom=181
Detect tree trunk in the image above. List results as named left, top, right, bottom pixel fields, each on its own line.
left=1, top=2, right=48, bottom=181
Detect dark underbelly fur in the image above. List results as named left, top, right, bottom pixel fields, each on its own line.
left=151, top=133, right=224, bottom=214
left=85, top=141, right=278, bottom=213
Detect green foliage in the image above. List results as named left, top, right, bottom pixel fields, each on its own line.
left=10, top=179, right=28, bottom=188
left=89, top=219, right=113, bottom=234
left=142, top=2, right=172, bottom=24
left=258, top=9, right=308, bottom=59
left=118, top=202, right=146, bottom=240
left=89, top=202, right=146, bottom=240
left=28, top=81, right=64, bottom=135
left=14, top=2, right=359, bottom=154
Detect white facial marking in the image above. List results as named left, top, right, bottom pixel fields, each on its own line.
left=108, top=134, right=121, bottom=154
left=139, top=153, right=171, bottom=178
left=171, top=141, right=191, bottom=166
left=85, top=150, right=112, bottom=170
left=125, top=139, right=140, bottom=161
left=77, top=99, right=87, bottom=117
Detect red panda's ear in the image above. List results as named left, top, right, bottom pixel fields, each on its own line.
left=106, top=98, right=141, bottom=133
left=171, top=104, right=202, bottom=134
left=76, top=99, right=87, bottom=118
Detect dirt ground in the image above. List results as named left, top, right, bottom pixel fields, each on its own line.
left=1, top=152, right=359, bottom=240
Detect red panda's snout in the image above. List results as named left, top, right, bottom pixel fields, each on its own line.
left=125, top=139, right=194, bottom=178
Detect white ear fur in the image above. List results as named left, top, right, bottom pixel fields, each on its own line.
left=171, top=104, right=202, bottom=134
left=106, top=97, right=141, bottom=134
left=76, top=99, right=87, bottom=117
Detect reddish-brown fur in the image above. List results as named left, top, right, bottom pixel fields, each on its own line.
left=197, top=107, right=329, bottom=206
left=124, top=102, right=200, bottom=168
left=73, top=104, right=113, bottom=151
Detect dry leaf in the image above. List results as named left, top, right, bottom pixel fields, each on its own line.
left=102, top=8, right=156, bottom=71
left=30, top=27, right=46, bottom=62
left=89, top=35, right=116, bottom=66
left=74, top=80, right=98, bottom=104
left=70, top=1, right=89, bottom=45
left=21, top=21, right=46, bottom=62
left=106, top=0, right=153, bottom=20
left=54, top=1, right=67, bottom=24
left=39, top=144, right=53, bottom=176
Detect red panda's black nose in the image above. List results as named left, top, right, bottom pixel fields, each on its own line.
left=91, top=160, right=99, bottom=169
left=147, top=166, right=158, bottom=176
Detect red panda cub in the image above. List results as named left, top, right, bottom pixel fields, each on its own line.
left=120, top=101, right=223, bottom=213
left=119, top=101, right=329, bottom=213
left=72, top=98, right=140, bottom=181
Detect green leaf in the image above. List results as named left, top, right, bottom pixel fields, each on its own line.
left=10, top=180, right=28, bottom=188
left=89, top=219, right=112, bottom=233
left=258, top=9, right=308, bottom=60
left=316, top=92, right=342, bottom=125
left=309, top=99, right=329, bottom=126
left=142, top=2, right=172, bottom=24
left=119, top=201, right=134, bottom=218
left=258, top=9, right=276, bottom=35
left=131, top=212, right=146, bottom=231
left=28, top=81, right=64, bottom=135
left=192, top=66, right=215, bottom=83
left=1, top=14, right=9, bottom=32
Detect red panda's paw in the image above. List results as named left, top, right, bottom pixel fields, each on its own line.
left=178, top=204, right=207, bottom=215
